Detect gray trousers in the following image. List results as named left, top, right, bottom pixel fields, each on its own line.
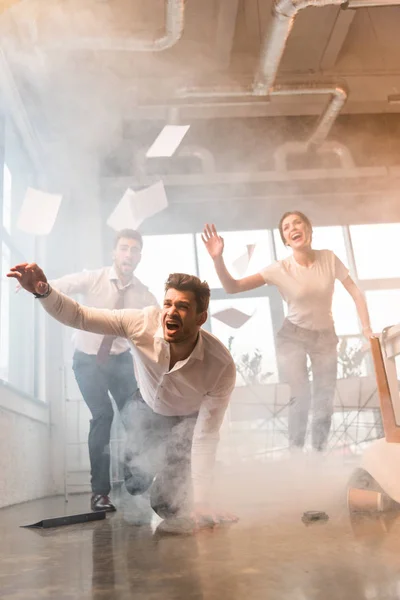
left=276, top=319, right=338, bottom=451
left=123, top=390, right=198, bottom=517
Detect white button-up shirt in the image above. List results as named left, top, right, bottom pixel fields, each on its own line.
left=50, top=266, right=158, bottom=355
left=41, top=289, right=236, bottom=502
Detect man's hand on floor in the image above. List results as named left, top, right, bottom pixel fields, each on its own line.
left=190, top=503, right=239, bottom=529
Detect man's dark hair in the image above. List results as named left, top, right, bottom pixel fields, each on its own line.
left=165, top=273, right=210, bottom=313
left=114, top=229, right=143, bottom=250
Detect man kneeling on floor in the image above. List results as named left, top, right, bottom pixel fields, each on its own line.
left=8, top=263, right=238, bottom=526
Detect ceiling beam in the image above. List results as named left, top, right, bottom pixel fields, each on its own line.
left=0, top=0, right=21, bottom=12
left=320, top=8, right=356, bottom=71
left=244, top=0, right=262, bottom=48
left=215, top=0, right=240, bottom=68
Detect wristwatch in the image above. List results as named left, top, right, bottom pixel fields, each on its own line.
left=33, top=284, right=52, bottom=299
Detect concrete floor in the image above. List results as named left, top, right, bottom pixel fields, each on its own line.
left=1, top=456, right=400, bottom=599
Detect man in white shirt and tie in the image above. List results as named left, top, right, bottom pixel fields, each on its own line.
left=49, top=229, right=158, bottom=513
left=8, top=265, right=238, bottom=526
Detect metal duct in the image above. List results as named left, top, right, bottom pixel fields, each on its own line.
left=253, top=0, right=345, bottom=95
left=56, top=0, right=185, bottom=52
left=272, top=83, right=348, bottom=146
left=176, top=82, right=348, bottom=148
left=252, top=0, right=400, bottom=95
left=274, top=140, right=355, bottom=170
left=134, top=144, right=216, bottom=177
left=346, top=0, right=400, bottom=6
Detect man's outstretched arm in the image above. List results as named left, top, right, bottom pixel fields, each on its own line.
left=7, top=262, right=146, bottom=339
left=190, top=360, right=238, bottom=525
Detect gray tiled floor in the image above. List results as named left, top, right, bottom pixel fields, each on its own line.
left=1, top=456, right=400, bottom=599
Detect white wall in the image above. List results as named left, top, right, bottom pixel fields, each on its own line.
left=0, top=383, right=53, bottom=508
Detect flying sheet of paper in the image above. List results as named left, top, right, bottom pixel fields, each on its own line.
left=211, top=307, right=253, bottom=329
left=146, top=125, right=190, bottom=158
left=232, top=243, right=257, bottom=277
left=107, top=181, right=168, bottom=231
left=16, top=187, right=63, bottom=235
left=232, top=252, right=249, bottom=278
left=247, top=244, right=255, bottom=261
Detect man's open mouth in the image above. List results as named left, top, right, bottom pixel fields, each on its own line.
left=166, top=321, right=180, bottom=331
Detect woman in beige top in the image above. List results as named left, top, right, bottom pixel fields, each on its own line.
left=202, top=212, right=372, bottom=452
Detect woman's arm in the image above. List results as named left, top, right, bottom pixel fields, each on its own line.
left=341, top=275, right=372, bottom=339
left=202, top=224, right=265, bottom=294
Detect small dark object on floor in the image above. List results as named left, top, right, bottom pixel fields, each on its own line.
left=302, top=511, right=329, bottom=525
left=21, top=511, right=106, bottom=529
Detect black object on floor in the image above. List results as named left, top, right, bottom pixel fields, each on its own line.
left=21, top=511, right=106, bottom=529
left=302, top=511, right=329, bottom=525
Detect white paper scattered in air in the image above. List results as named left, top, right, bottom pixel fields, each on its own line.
left=146, top=125, right=190, bottom=158
left=107, top=181, right=168, bottom=231
left=16, top=187, right=62, bottom=235
left=232, top=252, right=249, bottom=278
left=211, top=307, right=253, bottom=329
left=232, top=244, right=256, bottom=277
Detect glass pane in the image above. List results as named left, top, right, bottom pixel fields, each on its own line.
left=135, top=234, right=197, bottom=304
left=209, top=297, right=278, bottom=386
left=196, top=230, right=273, bottom=289
left=274, top=225, right=348, bottom=265
left=350, top=224, right=400, bottom=279
left=2, top=164, right=11, bottom=233
left=1, top=243, right=36, bottom=395
left=366, top=289, right=400, bottom=333
left=0, top=243, right=10, bottom=382
left=332, top=282, right=360, bottom=336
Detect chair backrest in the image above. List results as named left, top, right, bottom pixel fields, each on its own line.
left=370, top=332, right=400, bottom=443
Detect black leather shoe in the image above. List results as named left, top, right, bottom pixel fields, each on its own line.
left=91, top=494, right=117, bottom=513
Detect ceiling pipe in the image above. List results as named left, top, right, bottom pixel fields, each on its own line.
left=176, top=81, right=348, bottom=148
left=274, top=140, right=355, bottom=170
left=174, top=0, right=398, bottom=148
left=134, top=144, right=216, bottom=177
left=271, top=83, right=348, bottom=146
left=253, top=0, right=345, bottom=96
left=253, top=0, right=400, bottom=95
left=53, top=0, right=185, bottom=52
left=346, top=0, right=400, bottom=6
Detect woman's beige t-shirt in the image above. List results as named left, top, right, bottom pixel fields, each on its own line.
left=259, top=249, right=349, bottom=331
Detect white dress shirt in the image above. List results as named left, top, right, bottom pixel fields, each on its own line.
left=50, top=266, right=158, bottom=355
left=40, top=289, right=236, bottom=503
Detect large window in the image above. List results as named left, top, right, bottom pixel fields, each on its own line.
left=2, top=164, right=11, bottom=233
left=0, top=242, right=10, bottom=382
left=0, top=119, right=38, bottom=398
left=210, top=297, right=278, bottom=386
left=196, top=229, right=273, bottom=288
left=350, top=224, right=400, bottom=280
left=273, top=225, right=348, bottom=264
left=135, top=234, right=197, bottom=304
left=366, top=289, right=400, bottom=332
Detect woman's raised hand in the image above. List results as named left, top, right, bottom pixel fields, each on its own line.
left=201, top=224, right=224, bottom=260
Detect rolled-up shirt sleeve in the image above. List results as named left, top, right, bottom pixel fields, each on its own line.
left=191, top=360, right=236, bottom=504
left=40, top=287, right=147, bottom=341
